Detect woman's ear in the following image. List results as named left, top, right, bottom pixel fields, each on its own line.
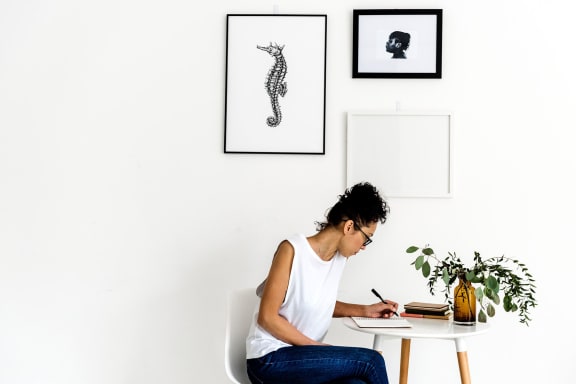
left=343, top=219, right=354, bottom=234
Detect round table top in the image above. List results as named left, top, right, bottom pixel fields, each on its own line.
left=342, top=317, right=490, bottom=340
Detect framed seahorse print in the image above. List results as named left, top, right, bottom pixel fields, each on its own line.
left=224, top=14, right=327, bottom=154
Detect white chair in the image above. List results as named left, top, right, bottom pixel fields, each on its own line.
left=224, top=288, right=258, bottom=384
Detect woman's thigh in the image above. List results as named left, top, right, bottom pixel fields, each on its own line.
left=329, top=379, right=368, bottom=384
left=247, top=345, right=388, bottom=384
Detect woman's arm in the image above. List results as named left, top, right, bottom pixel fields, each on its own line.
left=257, top=240, right=325, bottom=346
left=333, top=300, right=399, bottom=318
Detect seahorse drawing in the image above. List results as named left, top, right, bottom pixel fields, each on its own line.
left=257, top=42, right=287, bottom=127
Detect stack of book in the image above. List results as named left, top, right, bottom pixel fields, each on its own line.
left=400, top=302, right=453, bottom=320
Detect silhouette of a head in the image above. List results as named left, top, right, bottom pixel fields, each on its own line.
left=386, top=31, right=411, bottom=59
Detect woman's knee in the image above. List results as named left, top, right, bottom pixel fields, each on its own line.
left=360, top=349, right=388, bottom=383
left=355, top=348, right=386, bottom=367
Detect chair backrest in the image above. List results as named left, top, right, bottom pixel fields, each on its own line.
left=224, top=288, right=258, bottom=384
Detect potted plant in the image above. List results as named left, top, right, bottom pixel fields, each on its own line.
left=406, top=245, right=537, bottom=325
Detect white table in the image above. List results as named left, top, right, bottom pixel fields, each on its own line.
left=343, top=317, right=490, bottom=384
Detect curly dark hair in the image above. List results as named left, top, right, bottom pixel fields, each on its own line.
left=316, top=182, right=389, bottom=231
left=390, top=31, right=411, bottom=50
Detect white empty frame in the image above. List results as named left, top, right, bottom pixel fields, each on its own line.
left=347, top=111, right=453, bottom=198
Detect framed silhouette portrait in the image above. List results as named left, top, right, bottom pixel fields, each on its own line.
left=352, top=9, right=443, bottom=78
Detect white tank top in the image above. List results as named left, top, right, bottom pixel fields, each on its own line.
left=246, top=233, right=347, bottom=359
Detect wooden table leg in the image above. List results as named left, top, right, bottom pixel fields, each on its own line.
left=455, top=338, right=471, bottom=384
left=399, top=338, right=411, bottom=384
left=456, top=351, right=471, bottom=384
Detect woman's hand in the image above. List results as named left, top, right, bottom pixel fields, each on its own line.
left=365, top=300, right=399, bottom=318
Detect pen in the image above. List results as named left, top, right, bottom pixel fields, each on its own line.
left=371, top=288, right=399, bottom=317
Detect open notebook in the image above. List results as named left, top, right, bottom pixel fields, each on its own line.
left=351, top=316, right=412, bottom=328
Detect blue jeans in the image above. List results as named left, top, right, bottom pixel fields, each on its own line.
left=246, top=345, right=389, bottom=384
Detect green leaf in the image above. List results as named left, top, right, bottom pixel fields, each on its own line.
left=476, top=286, right=484, bottom=301
left=422, top=261, right=431, bottom=278
left=503, top=295, right=513, bottom=311
left=465, top=271, right=476, bottom=281
left=487, top=303, right=496, bottom=317
left=492, top=293, right=501, bottom=305
left=478, top=310, right=487, bottom=323
left=486, top=275, right=499, bottom=293
left=470, top=274, right=483, bottom=283
left=442, top=268, right=450, bottom=285
left=414, top=255, right=425, bottom=270
left=422, top=247, right=434, bottom=256
left=406, top=246, right=419, bottom=253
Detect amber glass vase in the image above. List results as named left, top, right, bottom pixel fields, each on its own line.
left=453, top=277, right=476, bottom=325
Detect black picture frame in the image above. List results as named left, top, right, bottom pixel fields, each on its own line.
left=352, top=9, right=442, bottom=78
left=224, top=14, right=327, bottom=154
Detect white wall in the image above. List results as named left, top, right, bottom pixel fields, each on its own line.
left=0, top=0, right=573, bottom=383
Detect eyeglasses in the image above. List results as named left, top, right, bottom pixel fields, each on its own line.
left=354, top=222, right=373, bottom=246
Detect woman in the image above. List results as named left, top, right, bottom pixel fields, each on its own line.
left=246, top=182, right=396, bottom=384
